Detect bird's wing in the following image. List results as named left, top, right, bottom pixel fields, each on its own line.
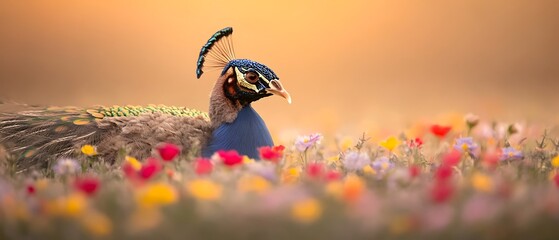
left=0, top=105, right=210, bottom=171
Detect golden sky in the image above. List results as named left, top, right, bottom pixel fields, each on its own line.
left=1, top=0, right=558, bottom=139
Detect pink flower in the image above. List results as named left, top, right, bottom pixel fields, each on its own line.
left=325, top=170, right=341, bottom=181
left=156, top=143, right=181, bottom=162
left=74, top=176, right=100, bottom=196
left=306, top=163, right=324, bottom=179
left=259, top=145, right=285, bottom=162
left=409, top=165, right=421, bottom=178
left=442, top=149, right=461, bottom=167
left=435, top=165, right=453, bottom=182
left=139, top=157, right=163, bottom=180
left=195, top=158, right=213, bottom=175
left=431, top=183, right=453, bottom=203
left=215, top=150, right=243, bottom=166
left=294, top=133, right=323, bottom=152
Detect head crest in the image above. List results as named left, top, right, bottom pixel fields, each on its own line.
left=196, top=27, right=236, bottom=79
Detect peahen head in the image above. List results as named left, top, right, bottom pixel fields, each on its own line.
left=196, top=27, right=291, bottom=107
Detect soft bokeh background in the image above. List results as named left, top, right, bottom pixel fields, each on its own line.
left=1, top=0, right=558, bottom=140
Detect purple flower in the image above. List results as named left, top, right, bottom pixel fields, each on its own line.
left=500, top=147, right=523, bottom=160
left=294, top=133, right=323, bottom=152
left=53, top=158, right=81, bottom=175
left=372, top=156, right=394, bottom=173
left=453, top=137, right=478, bottom=153
left=342, top=151, right=371, bottom=171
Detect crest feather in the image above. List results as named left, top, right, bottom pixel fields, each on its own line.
left=196, top=27, right=236, bottom=79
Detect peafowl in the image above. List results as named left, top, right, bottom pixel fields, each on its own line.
left=0, top=27, right=291, bottom=171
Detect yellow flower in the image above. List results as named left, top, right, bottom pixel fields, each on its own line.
left=243, top=156, right=255, bottom=164
left=363, top=165, right=377, bottom=175
left=136, top=182, right=178, bottom=208
left=46, top=193, right=88, bottom=218
left=237, top=175, right=270, bottom=194
left=340, top=137, right=353, bottom=152
left=291, top=198, right=322, bottom=223
left=343, top=174, right=365, bottom=203
left=79, top=210, right=112, bottom=236
left=125, top=156, right=142, bottom=170
left=1, top=196, right=29, bottom=221
left=187, top=179, right=222, bottom=201
left=325, top=181, right=343, bottom=199
left=471, top=172, right=493, bottom=192
left=326, top=155, right=340, bottom=165
left=380, top=136, right=400, bottom=152
left=80, top=145, right=97, bottom=156
left=281, top=167, right=300, bottom=184
left=35, top=178, right=50, bottom=192
left=128, top=207, right=162, bottom=234
left=551, top=155, right=559, bottom=168
left=390, top=215, right=414, bottom=235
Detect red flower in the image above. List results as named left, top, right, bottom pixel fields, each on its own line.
left=122, top=163, right=137, bottom=179
left=482, top=152, right=500, bottom=170
left=74, top=176, right=100, bottom=196
left=157, top=143, right=181, bottom=162
left=431, top=182, right=453, bottom=203
left=139, top=157, right=163, bottom=180
left=435, top=165, right=453, bottom=182
left=442, top=150, right=462, bottom=167
left=430, top=125, right=452, bottom=138
left=215, top=150, right=243, bottom=166
left=409, top=137, right=424, bottom=148
left=409, top=165, right=421, bottom=178
left=554, top=173, right=559, bottom=188
left=259, top=145, right=285, bottom=162
left=26, top=184, right=35, bottom=195
left=325, top=170, right=342, bottom=181
left=306, top=163, right=324, bottom=178
left=195, top=158, right=213, bottom=175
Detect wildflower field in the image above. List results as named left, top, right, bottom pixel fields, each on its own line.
left=1, top=115, right=559, bottom=240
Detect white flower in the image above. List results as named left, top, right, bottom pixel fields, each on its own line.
left=342, top=151, right=371, bottom=171
left=53, top=158, right=81, bottom=175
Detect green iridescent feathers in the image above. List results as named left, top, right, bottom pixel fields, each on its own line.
left=196, top=27, right=236, bottom=79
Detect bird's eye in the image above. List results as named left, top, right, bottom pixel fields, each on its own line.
left=244, top=72, right=259, bottom=83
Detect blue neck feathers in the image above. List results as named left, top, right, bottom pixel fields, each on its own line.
left=202, top=105, right=274, bottom=159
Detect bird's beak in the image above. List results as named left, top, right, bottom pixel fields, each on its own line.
left=266, top=80, right=292, bottom=104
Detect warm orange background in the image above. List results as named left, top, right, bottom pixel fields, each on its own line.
left=1, top=0, right=558, bottom=139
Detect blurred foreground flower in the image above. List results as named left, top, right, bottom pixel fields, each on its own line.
left=343, top=175, right=365, bottom=203
left=79, top=210, right=112, bottom=236
left=453, top=137, right=478, bottom=154
left=500, top=147, right=523, bottom=161
left=342, top=151, right=371, bottom=171
left=136, top=182, right=178, bottom=208
left=53, top=158, right=81, bottom=176
left=156, top=143, right=181, bottom=161
left=430, top=125, right=452, bottom=138
left=379, top=136, right=400, bottom=152
left=187, top=179, right=222, bottom=201
left=195, top=158, right=213, bottom=175
left=371, top=157, right=394, bottom=176
left=213, top=150, right=243, bottom=166
left=74, top=176, right=100, bottom=196
left=291, top=198, right=322, bottom=223
left=259, top=145, right=285, bottom=162
left=471, top=172, right=493, bottom=192
left=294, top=133, right=323, bottom=152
